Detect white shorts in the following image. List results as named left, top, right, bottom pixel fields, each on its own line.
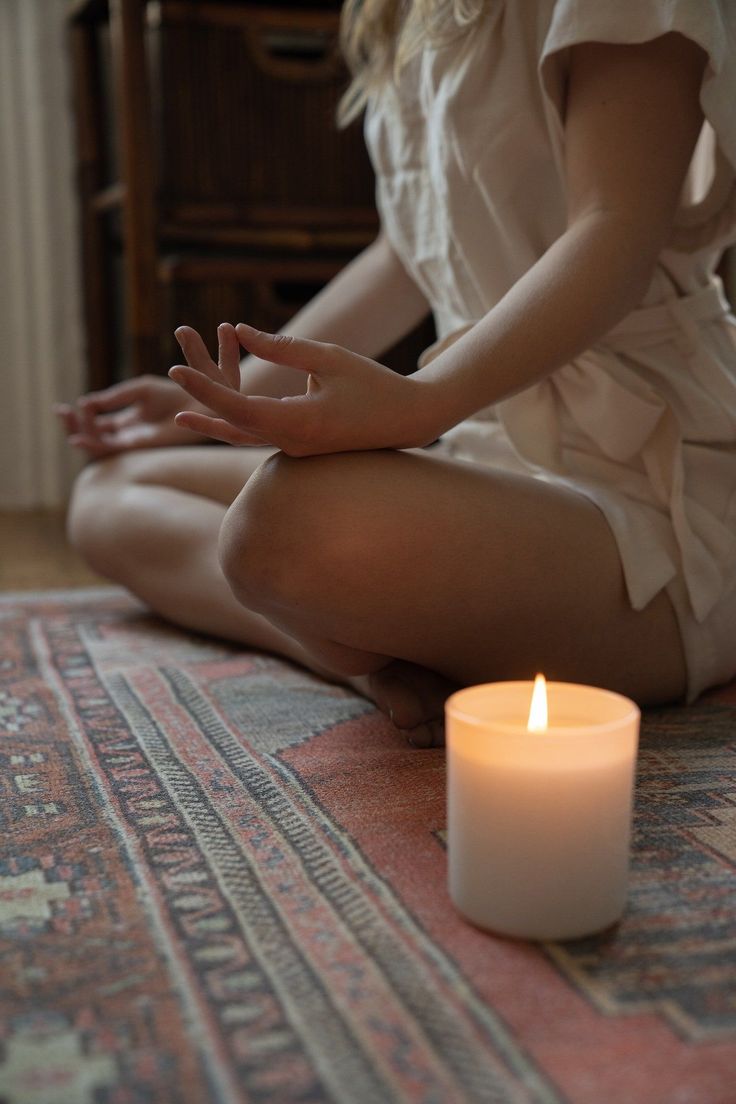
left=430, top=419, right=736, bottom=703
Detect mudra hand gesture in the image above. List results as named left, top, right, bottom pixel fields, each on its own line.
left=169, top=322, right=437, bottom=457
left=55, top=374, right=212, bottom=457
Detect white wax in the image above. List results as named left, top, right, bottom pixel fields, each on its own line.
left=446, top=682, right=640, bottom=941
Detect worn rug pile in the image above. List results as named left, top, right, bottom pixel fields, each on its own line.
left=0, top=588, right=735, bottom=1104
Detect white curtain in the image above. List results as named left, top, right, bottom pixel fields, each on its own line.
left=0, top=0, right=85, bottom=508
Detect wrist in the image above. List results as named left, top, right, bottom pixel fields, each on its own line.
left=405, top=376, right=456, bottom=447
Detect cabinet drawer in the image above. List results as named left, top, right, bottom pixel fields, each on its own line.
left=152, top=3, right=377, bottom=230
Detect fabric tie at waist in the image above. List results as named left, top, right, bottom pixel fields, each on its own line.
left=602, top=279, right=732, bottom=350
left=497, top=279, right=736, bottom=622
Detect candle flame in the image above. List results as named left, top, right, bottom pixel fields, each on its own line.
left=527, top=673, right=548, bottom=733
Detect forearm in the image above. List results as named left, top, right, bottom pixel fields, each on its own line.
left=415, top=210, right=661, bottom=433
left=240, top=232, right=430, bottom=397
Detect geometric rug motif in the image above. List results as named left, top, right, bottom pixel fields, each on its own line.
left=0, top=587, right=735, bottom=1104
left=545, top=703, right=736, bottom=1043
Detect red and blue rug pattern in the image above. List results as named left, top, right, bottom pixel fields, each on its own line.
left=0, top=588, right=734, bottom=1103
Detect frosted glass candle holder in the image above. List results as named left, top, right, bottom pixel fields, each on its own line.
left=446, top=681, right=640, bottom=941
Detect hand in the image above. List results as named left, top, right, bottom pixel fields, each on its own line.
left=55, top=373, right=213, bottom=458
left=169, top=322, right=438, bottom=457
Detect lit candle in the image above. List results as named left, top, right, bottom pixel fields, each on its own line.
left=446, top=677, right=640, bottom=941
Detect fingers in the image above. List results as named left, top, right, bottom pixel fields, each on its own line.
left=168, top=364, right=246, bottom=418
left=77, top=377, right=148, bottom=414
left=235, top=323, right=331, bottom=375
left=174, top=326, right=223, bottom=386
left=93, top=408, right=138, bottom=431
left=174, top=322, right=335, bottom=391
left=168, top=365, right=270, bottom=439
left=54, top=403, right=81, bottom=436
left=169, top=363, right=303, bottom=447
left=54, top=400, right=126, bottom=455
left=217, top=323, right=242, bottom=390
left=55, top=377, right=147, bottom=451
left=168, top=363, right=277, bottom=429
left=65, top=432, right=117, bottom=458
left=173, top=410, right=265, bottom=447
left=55, top=403, right=100, bottom=445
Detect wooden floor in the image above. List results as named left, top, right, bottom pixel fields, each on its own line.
left=0, top=509, right=106, bottom=590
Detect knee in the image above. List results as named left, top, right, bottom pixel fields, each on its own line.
left=218, top=451, right=363, bottom=613
left=218, top=452, right=308, bottom=610
left=67, top=456, right=120, bottom=556
left=66, top=453, right=151, bottom=577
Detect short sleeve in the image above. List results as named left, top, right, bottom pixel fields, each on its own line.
left=538, top=0, right=736, bottom=253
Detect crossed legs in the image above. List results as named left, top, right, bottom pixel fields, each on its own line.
left=66, top=445, right=339, bottom=675
left=218, top=448, right=686, bottom=702
left=68, top=444, right=687, bottom=743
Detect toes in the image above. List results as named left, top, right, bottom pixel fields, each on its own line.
left=353, top=661, right=456, bottom=747
left=405, top=718, right=446, bottom=750
left=374, top=673, right=426, bottom=730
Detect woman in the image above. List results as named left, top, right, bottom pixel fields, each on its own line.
left=59, top=0, right=736, bottom=746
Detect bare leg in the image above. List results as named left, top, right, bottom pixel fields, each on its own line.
left=68, top=444, right=688, bottom=749
left=218, top=449, right=688, bottom=712
left=68, top=447, right=451, bottom=744
left=67, top=447, right=343, bottom=675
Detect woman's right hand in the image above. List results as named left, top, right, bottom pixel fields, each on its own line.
left=55, top=374, right=213, bottom=458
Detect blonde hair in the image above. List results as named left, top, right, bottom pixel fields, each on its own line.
left=337, top=0, right=486, bottom=127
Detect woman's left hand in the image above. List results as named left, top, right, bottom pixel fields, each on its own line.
left=168, top=322, right=439, bottom=456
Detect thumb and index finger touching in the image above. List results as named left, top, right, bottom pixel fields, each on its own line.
left=172, top=322, right=320, bottom=389
left=235, top=323, right=336, bottom=377
left=56, top=323, right=329, bottom=444
left=55, top=376, right=149, bottom=425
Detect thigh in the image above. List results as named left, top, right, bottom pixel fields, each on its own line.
left=87, top=444, right=277, bottom=506
left=237, top=448, right=686, bottom=705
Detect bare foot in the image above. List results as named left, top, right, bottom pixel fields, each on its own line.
left=349, top=659, right=458, bottom=748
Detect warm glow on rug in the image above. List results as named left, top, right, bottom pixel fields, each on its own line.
left=527, top=673, right=548, bottom=732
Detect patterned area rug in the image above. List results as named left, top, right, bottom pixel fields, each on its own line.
left=1, top=588, right=735, bottom=1104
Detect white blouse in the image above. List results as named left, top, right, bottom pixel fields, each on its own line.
left=364, top=0, right=736, bottom=633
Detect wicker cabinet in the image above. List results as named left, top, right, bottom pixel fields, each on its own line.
left=67, top=0, right=433, bottom=390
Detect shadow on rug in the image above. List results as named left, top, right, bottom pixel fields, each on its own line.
left=0, top=587, right=735, bottom=1104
